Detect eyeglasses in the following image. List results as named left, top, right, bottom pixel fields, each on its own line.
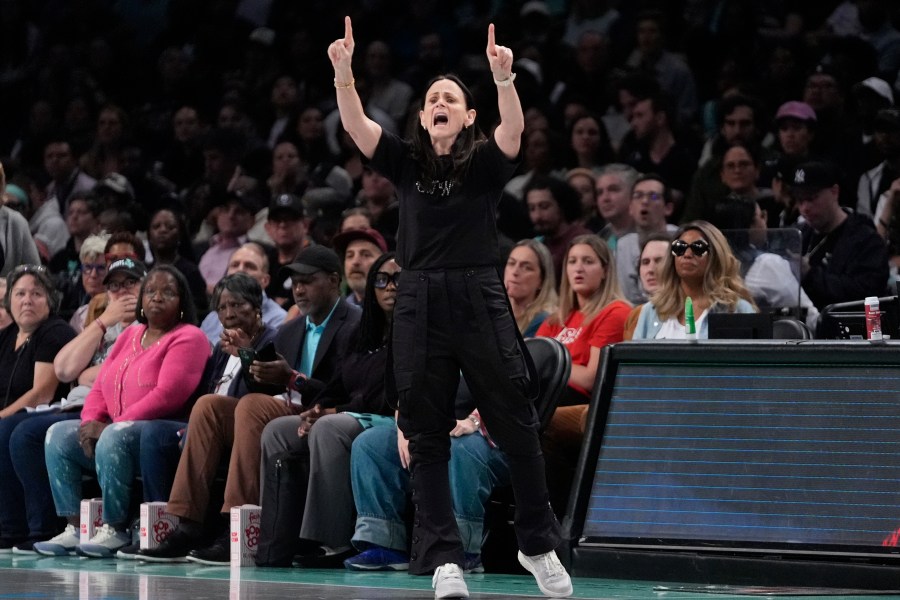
left=143, top=287, right=179, bottom=300
left=374, top=271, right=400, bottom=289
left=106, top=278, right=140, bottom=293
left=81, top=263, right=107, bottom=275
left=671, top=239, right=710, bottom=257
left=632, top=190, right=665, bottom=203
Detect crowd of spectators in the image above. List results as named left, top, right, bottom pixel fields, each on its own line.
left=1, top=0, right=900, bottom=580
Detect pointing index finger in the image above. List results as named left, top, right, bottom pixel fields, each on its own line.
left=487, top=23, right=496, bottom=52
left=345, top=15, right=353, bottom=43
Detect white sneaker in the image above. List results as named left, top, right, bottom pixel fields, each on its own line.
left=77, top=524, right=130, bottom=558
left=518, top=550, right=573, bottom=598
left=432, top=563, right=469, bottom=599
left=33, top=525, right=80, bottom=556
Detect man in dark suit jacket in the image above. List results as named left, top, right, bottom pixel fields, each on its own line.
left=139, top=246, right=361, bottom=564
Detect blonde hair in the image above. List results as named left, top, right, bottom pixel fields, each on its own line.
left=79, top=232, right=111, bottom=263
left=549, top=234, right=627, bottom=326
left=508, top=239, right=558, bottom=333
left=650, top=220, right=756, bottom=320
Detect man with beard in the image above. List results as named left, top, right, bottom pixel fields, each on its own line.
left=331, top=228, right=387, bottom=307
left=526, top=174, right=592, bottom=286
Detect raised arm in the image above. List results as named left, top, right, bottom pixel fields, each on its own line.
left=54, top=295, right=135, bottom=383
left=328, top=16, right=382, bottom=159
left=486, top=23, right=524, bottom=160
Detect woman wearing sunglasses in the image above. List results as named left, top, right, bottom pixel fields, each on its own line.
left=632, top=221, right=756, bottom=340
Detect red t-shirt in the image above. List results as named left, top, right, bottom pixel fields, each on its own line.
left=536, top=300, right=630, bottom=396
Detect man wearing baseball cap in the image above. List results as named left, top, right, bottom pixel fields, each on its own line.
left=331, top=228, right=387, bottom=306
left=264, top=193, right=312, bottom=307
left=789, top=160, right=888, bottom=311
left=775, top=101, right=816, bottom=161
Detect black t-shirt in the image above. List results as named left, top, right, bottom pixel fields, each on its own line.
left=369, top=131, right=518, bottom=270
left=0, top=316, right=77, bottom=409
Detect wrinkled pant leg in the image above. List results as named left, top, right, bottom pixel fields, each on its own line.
left=167, top=394, right=237, bottom=523
left=350, top=422, right=409, bottom=552
left=224, top=393, right=296, bottom=511
left=449, top=433, right=510, bottom=555
left=95, top=421, right=147, bottom=528
left=300, top=413, right=363, bottom=548
left=45, top=420, right=95, bottom=518
left=12, top=412, right=80, bottom=537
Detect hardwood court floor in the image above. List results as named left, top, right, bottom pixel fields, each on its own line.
left=2, top=554, right=899, bottom=599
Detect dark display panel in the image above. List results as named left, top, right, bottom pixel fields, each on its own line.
left=579, top=346, right=900, bottom=560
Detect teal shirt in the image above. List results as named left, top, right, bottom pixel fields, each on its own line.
left=298, top=298, right=341, bottom=377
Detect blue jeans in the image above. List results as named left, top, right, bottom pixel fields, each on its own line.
left=45, top=419, right=159, bottom=528
left=138, top=420, right=186, bottom=502
left=0, top=410, right=80, bottom=539
left=350, top=422, right=510, bottom=555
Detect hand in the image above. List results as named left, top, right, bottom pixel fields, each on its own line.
left=486, top=23, right=513, bottom=80
left=248, top=353, right=293, bottom=386
left=397, top=426, right=410, bottom=470
left=101, top=294, right=138, bottom=326
left=327, top=16, right=355, bottom=82
left=220, top=327, right=252, bottom=357
left=78, top=420, right=109, bottom=459
left=297, top=404, right=332, bottom=437
left=450, top=418, right=478, bottom=438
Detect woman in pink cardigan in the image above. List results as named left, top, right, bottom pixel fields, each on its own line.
left=41, top=265, right=210, bottom=558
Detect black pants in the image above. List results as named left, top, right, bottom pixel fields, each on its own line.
left=393, top=266, right=561, bottom=575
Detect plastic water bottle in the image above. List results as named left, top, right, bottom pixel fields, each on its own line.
left=865, top=296, right=883, bottom=341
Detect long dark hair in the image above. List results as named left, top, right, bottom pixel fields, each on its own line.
left=410, top=74, right=486, bottom=185
left=356, top=252, right=396, bottom=353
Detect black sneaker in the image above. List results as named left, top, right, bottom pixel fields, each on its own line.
left=185, top=531, right=229, bottom=566
left=116, top=541, right=141, bottom=560
left=12, top=539, right=41, bottom=555
left=0, top=536, right=26, bottom=554
left=138, top=528, right=194, bottom=563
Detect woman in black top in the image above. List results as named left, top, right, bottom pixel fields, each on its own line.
left=329, top=17, right=572, bottom=598
left=0, top=265, right=76, bottom=549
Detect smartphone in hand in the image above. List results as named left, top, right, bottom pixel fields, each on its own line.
left=238, top=347, right=257, bottom=370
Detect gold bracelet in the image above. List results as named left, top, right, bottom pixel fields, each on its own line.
left=334, top=78, right=355, bottom=89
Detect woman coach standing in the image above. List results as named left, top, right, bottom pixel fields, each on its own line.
left=328, top=16, right=571, bottom=599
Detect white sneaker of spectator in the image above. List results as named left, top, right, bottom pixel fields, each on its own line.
left=33, top=524, right=80, bottom=556
left=77, top=523, right=130, bottom=558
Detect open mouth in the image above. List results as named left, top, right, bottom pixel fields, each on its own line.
left=433, top=113, right=449, bottom=126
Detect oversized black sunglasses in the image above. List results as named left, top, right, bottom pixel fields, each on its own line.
left=671, top=239, right=710, bottom=257
left=374, top=271, right=400, bottom=289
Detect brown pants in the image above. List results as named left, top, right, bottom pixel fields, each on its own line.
left=541, top=404, right=590, bottom=518
left=166, top=393, right=299, bottom=522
